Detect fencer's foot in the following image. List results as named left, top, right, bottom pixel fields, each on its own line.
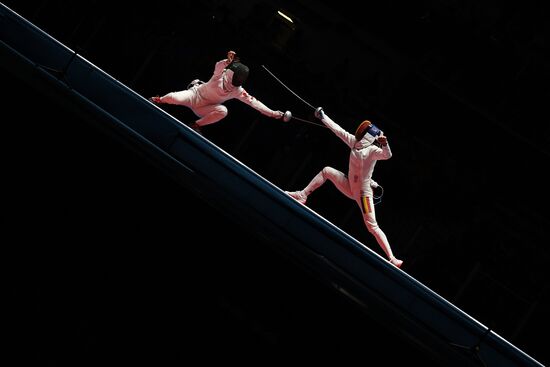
left=187, top=79, right=204, bottom=89
left=285, top=190, right=307, bottom=205
left=150, top=96, right=162, bottom=104
left=390, top=256, right=403, bottom=269
left=190, top=122, right=203, bottom=135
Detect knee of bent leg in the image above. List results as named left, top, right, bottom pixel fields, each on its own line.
left=212, top=105, right=228, bottom=118
left=321, top=166, right=334, bottom=177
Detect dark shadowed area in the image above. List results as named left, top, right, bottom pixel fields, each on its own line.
left=4, top=0, right=549, bottom=365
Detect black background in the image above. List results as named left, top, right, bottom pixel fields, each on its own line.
left=4, top=1, right=549, bottom=365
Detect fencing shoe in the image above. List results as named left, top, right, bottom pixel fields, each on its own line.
left=190, top=123, right=203, bottom=135
left=390, top=256, right=403, bottom=269
left=285, top=190, right=307, bottom=205
left=187, top=79, right=204, bottom=89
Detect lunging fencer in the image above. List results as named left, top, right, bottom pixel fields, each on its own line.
left=286, top=108, right=403, bottom=268
left=150, top=51, right=285, bottom=133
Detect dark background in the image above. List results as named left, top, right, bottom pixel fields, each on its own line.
left=4, top=0, right=549, bottom=365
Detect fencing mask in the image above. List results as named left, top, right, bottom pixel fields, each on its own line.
left=226, top=62, right=249, bottom=87
left=355, top=120, right=382, bottom=143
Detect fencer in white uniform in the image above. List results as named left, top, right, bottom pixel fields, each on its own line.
left=286, top=109, right=403, bottom=268
left=150, top=51, right=284, bottom=132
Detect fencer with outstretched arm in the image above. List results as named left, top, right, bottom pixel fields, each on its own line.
left=286, top=108, right=403, bottom=268
left=150, top=51, right=284, bottom=132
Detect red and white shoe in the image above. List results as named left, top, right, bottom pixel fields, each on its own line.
left=390, top=256, right=403, bottom=268
left=187, top=79, right=204, bottom=89
left=150, top=96, right=162, bottom=104
left=190, top=122, right=203, bottom=135
left=285, top=190, right=307, bottom=205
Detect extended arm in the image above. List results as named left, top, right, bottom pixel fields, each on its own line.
left=315, top=108, right=355, bottom=148
left=235, top=89, right=284, bottom=119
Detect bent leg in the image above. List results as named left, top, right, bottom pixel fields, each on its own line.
left=194, top=104, right=228, bottom=126
left=159, top=90, right=194, bottom=106
left=304, top=167, right=352, bottom=198
left=287, top=167, right=351, bottom=205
